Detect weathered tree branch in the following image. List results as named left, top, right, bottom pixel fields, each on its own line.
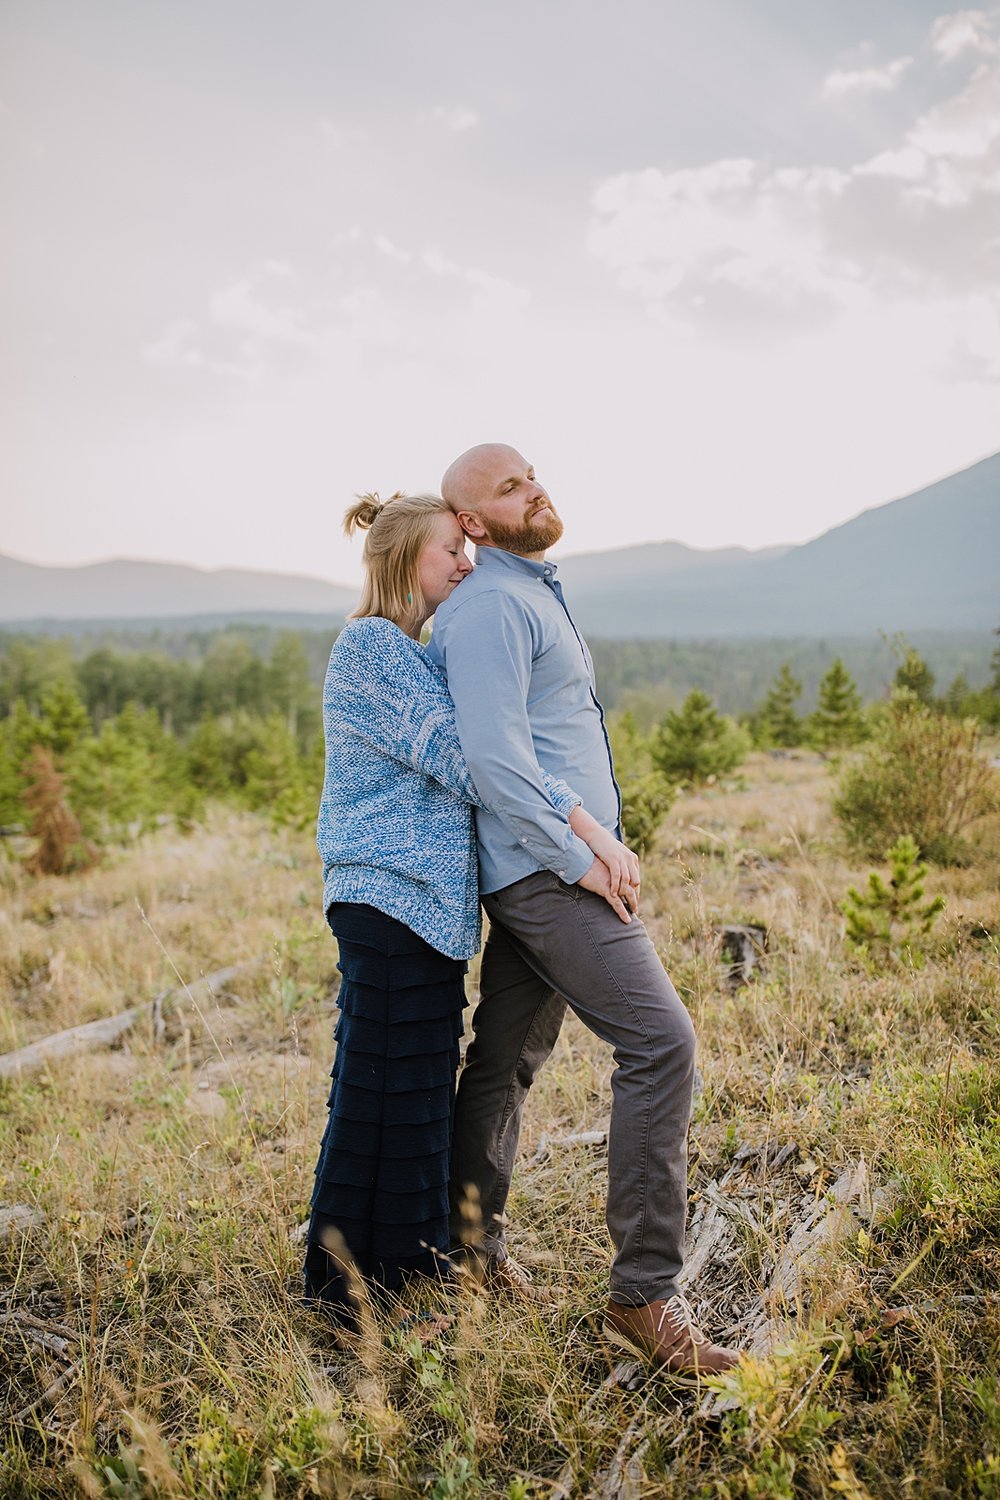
left=0, top=960, right=261, bottom=1080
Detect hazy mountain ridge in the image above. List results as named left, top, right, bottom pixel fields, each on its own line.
left=2, top=453, right=997, bottom=636
left=0, top=555, right=359, bottom=623
left=558, top=452, right=999, bottom=637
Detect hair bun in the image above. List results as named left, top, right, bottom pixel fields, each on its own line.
left=343, top=492, right=384, bottom=537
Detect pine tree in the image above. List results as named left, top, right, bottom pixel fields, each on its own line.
left=22, top=746, right=94, bottom=875
left=199, top=635, right=266, bottom=717
left=894, top=648, right=935, bottom=704
left=810, top=658, right=864, bottom=749
left=840, top=834, right=945, bottom=962
left=760, top=663, right=803, bottom=747
left=0, top=640, right=74, bottom=715
left=36, top=679, right=92, bottom=757
left=267, top=632, right=317, bottom=745
left=650, top=689, right=748, bottom=783
left=0, top=700, right=44, bottom=827
left=941, top=673, right=971, bottom=718
left=243, top=714, right=317, bottom=830
left=608, top=710, right=645, bottom=775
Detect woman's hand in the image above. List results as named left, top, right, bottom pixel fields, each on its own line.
left=569, top=806, right=641, bottom=899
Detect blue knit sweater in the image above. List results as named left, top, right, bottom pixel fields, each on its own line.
left=317, top=616, right=581, bottom=959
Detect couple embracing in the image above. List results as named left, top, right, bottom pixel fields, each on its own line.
left=307, top=442, right=738, bottom=1377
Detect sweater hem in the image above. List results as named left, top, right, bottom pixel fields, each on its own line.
left=322, top=868, right=480, bottom=961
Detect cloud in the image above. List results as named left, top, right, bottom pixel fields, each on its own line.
left=374, top=233, right=412, bottom=265
left=588, top=12, right=1000, bottom=374
left=427, top=105, right=479, bottom=132
left=930, top=8, right=999, bottom=60
left=142, top=236, right=531, bottom=382
left=143, top=263, right=317, bottom=378
left=318, top=117, right=367, bottom=149
left=423, top=248, right=530, bottom=313
left=588, top=160, right=859, bottom=328
left=142, top=317, right=257, bottom=379
left=209, top=270, right=316, bottom=347
left=822, top=56, right=913, bottom=97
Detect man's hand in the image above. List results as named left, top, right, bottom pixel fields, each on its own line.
left=577, top=857, right=639, bottom=924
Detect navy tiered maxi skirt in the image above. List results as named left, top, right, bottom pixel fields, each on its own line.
left=304, top=902, right=467, bottom=1316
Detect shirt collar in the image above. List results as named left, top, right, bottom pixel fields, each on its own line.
left=473, top=546, right=559, bottom=581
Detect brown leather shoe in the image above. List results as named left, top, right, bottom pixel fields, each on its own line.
left=453, top=1249, right=556, bottom=1307
left=603, top=1294, right=740, bottom=1376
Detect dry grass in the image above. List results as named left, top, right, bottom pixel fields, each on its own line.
left=1, top=755, right=998, bottom=1498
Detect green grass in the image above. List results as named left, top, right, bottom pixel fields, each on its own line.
left=1, top=755, right=998, bottom=1498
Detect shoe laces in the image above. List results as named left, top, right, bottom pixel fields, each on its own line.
left=656, top=1293, right=708, bottom=1346
left=501, top=1256, right=532, bottom=1283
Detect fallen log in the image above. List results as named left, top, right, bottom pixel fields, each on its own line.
left=0, top=1205, right=46, bottom=1241
left=0, top=961, right=260, bottom=1080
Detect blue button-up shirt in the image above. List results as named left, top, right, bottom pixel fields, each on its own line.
left=428, top=546, right=622, bottom=895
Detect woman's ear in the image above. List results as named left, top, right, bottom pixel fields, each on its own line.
left=457, top=509, right=487, bottom=542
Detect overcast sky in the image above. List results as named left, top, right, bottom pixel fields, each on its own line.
left=2, top=1, right=998, bottom=584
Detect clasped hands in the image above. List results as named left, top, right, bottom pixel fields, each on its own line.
left=570, top=815, right=641, bottom=925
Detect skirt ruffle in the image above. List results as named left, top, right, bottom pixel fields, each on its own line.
left=305, top=903, right=467, bottom=1309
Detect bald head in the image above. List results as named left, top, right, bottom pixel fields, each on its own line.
left=440, top=444, right=528, bottom=514
left=439, top=443, right=564, bottom=558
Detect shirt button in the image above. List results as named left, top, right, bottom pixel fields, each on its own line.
left=520, top=837, right=528, bottom=844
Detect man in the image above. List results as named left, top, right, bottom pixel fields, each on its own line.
left=428, top=443, right=738, bottom=1376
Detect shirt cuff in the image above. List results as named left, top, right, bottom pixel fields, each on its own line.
left=554, top=834, right=596, bottom=884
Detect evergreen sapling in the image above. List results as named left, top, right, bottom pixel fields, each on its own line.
left=840, top=833, right=945, bottom=963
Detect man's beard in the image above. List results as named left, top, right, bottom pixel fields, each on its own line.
left=481, top=506, right=564, bottom=554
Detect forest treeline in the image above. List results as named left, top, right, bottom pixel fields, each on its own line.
left=1, top=625, right=998, bottom=873
left=2, top=620, right=996, bottom=715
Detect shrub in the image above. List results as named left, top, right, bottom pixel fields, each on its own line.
left=618, top=769, right=675, bottom=855
left=650, top=690, right=749, bottom=784
left=834, top=690, right=1000, bottom=862
left=607, top=709, right=676, bottom=853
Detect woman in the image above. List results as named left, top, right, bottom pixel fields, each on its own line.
left=306, top=491, right=631, bottom=1328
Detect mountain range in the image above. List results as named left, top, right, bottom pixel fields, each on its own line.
left=2, top=452, right=997, bottom=638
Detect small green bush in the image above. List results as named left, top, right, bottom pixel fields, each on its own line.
left=650, top=690, right=749, bottom=784
left=618, top=769, right=675, bottom=855
left=834, top=690, right=1000, bottom=863
left=840, top=834, right=945, bottom=964
left=607, top=709, right=676, bottom=853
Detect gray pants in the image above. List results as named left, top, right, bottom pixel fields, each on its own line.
left=449, top=870, right=696, bottom=1307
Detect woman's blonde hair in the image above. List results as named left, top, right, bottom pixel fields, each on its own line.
left=344, top=491, right=451, bottom=629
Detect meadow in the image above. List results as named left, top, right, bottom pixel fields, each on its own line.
left=1, top=750, right=998, bottom=1498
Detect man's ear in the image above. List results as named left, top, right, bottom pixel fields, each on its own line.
left=457, top=509, right=487, bottom=542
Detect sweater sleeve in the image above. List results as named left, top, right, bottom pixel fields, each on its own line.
left=326, top=621, right=580, bottom=817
